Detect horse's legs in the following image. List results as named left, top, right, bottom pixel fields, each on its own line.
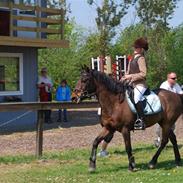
left=122, top=127, right=135, bottom=171
left=149, top=126, right=170, bottom=169
left=169, top=129, right=181, bottom=166
left=89, top=127, right=113, bottom=172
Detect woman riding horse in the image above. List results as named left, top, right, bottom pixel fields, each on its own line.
left=121, top=37, right=148, bottom=130
left=76, top=38, right=183, bottom=172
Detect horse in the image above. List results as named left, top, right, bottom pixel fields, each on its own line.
left=75, top=66, right=183, bottom=172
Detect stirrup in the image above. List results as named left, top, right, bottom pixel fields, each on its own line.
left=134, top=118, right=145, bottom=130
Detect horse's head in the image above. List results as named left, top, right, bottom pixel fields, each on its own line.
left=72, top=66, right=96, bottom=103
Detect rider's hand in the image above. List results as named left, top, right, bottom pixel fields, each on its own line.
left=120, top=77, right=126, bottom=82
left=124, top=74, right=132, bottom=80
left=120, top=75, right=132, bottom=82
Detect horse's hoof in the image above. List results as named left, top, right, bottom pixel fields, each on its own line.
left=148, top=163, right=156, bottom=169
left=89, top=161, right=96, bottom=173
left=128, top=167, right=138, bottom=172
left=128, top=162, right=137, bottom=172
left=175, top=159, right=181, bottom=167
left=176, top=162, right=181, bottom=168
left=88, top=167, right=96, bottom=173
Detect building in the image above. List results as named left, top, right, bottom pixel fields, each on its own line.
left=0, top=0, right=69, bottom=131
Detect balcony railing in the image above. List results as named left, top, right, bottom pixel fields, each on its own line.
left=0, top=3, right=69, bottom=48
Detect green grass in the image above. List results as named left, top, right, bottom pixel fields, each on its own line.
left=0, top=144, right=183, bottom=183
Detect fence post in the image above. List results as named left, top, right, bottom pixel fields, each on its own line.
left=60, top=8, right=64, bottom=40
left=36, top=110, right=44, bottom=158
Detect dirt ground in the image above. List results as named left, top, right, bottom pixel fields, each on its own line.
left=0, top=110, right=183, bottom=156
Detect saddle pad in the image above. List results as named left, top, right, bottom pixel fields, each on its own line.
left=126, top=91, right=162, bottom=115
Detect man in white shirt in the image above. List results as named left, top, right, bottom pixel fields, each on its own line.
left=154, top=72, right=183, bottom=147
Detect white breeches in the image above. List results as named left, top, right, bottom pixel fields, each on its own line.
left=134, top=85, right=147, bottom=104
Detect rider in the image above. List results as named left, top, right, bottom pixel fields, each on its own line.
left=121, top=37, right=149, bottom=130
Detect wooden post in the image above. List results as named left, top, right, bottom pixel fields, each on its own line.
left=9, top=2, right=13, bottom=37
left=36, top=6, right=40, bottom=38
left=60, top=8, right=64, bottom=40
left=36, top=110, right=44, bottom=157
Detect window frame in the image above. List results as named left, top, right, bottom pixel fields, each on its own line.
left=0, top=52, right=23, bottom=96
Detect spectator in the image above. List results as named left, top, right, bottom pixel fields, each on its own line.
left=37, top=67, right=53, bottom=123
left=56, top=79, right=71, bottom=122
left=154, top=72, right=183, bottom=147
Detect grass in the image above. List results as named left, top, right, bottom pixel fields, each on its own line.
left=0, top=144, right=183, bottom=183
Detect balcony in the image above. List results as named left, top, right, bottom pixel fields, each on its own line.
left=0, top=3, right=69, bottom=48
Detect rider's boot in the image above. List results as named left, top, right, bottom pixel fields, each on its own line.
left=134, top=101, right=146, bottom=130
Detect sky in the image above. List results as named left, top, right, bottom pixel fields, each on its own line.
left=67, top=0, right=183, bottom=30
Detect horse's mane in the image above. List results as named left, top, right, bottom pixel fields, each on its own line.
left=92, top=70, right=126, bottom=94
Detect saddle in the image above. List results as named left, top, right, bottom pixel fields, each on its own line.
left=126, top=88, right=162, bottom=115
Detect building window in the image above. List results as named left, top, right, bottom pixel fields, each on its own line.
left=0, top=53, right=23, bottom=96
left=20, top=0, right=36, bottom=6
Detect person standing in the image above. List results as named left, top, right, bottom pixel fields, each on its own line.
left=154, top=72, right=183, bottom=147
left=37, top=67, right=53, bottom=123
left=56, top=79, right=71, bottom=122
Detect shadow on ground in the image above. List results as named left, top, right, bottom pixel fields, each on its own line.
left=113, top=144, right=183, bottom=156
left=0, top=110, right=99, bottom=135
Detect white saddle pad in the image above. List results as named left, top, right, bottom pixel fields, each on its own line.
left=126, top=91, right=162, bottom=115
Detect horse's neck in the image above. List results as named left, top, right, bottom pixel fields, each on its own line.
left=95, top=82, right=116, bottom=109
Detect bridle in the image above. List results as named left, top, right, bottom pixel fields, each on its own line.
left=76, top=90, right=96, bottom=103
left=76, top=72, right=97, bottom=103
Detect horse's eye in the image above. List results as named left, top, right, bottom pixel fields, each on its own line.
left=81, top=78, right=85, bottom=82
left=81, top=77, right=89, bottom=82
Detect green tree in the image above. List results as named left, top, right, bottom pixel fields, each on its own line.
left=134, top=0, right=179, bottom=32
left=111, top=24, right=145, bottom=56
left=165, top=24, right=183, bottom=84
left=78, top=32, right=101, bottom=62
left=87, top=0, right=133, bottom=57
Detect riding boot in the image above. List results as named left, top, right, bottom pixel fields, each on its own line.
left=134, top=101, right=146, bottom=130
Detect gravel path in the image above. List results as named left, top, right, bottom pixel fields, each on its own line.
left=0, top=110, right=183, bottom=156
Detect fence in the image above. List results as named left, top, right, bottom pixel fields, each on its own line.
left=7, top=3, right=64, bottom=39
left=0, top=101, right=99, bottom=157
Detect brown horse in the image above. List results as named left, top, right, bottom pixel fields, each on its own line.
left=76, top=67, right=183, bottom=172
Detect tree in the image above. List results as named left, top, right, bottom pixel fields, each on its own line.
left=134, top=0, right=179, bottom=32
left=165, top=24, right=183, bottom=84
left=46, top=0, right=71, bottom=23
left=78, top=32, right=101, bottom=61
left=87, top=0, right=133, bottom=56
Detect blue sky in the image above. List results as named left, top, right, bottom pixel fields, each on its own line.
left=67, top=0, right=183, bottom=29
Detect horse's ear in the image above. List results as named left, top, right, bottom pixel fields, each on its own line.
left=80, top=64, right=87, bottom=71
left=83, top=64, right=90, bottom=73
